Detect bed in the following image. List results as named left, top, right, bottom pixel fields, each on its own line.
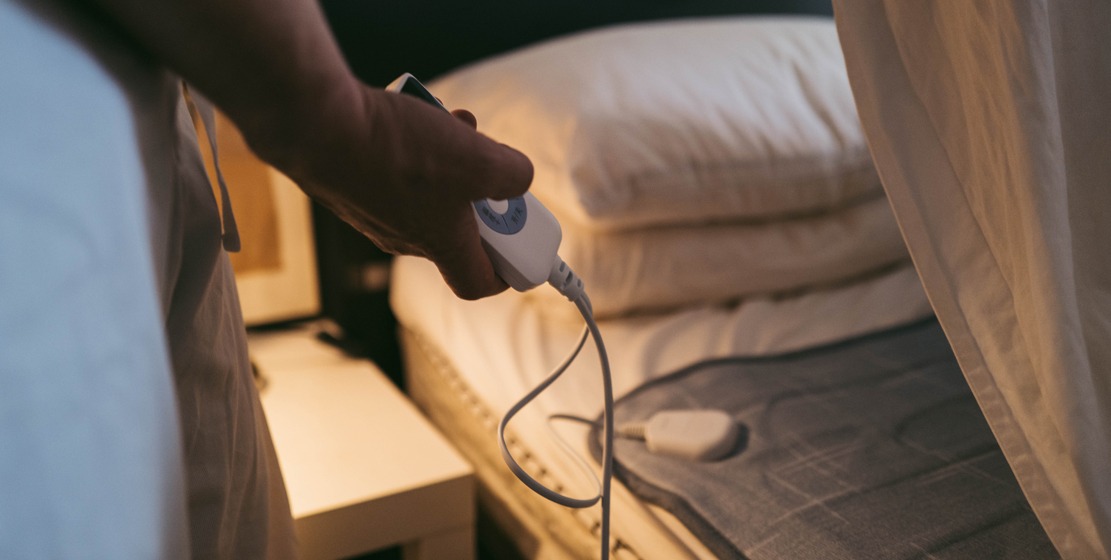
left=321, top=2, right=1079, bottom=558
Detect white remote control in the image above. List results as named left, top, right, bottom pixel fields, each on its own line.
left=386, top=73, right=562, bottom=292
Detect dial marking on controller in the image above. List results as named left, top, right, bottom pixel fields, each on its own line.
left=474, top=198, right=528, bottom=234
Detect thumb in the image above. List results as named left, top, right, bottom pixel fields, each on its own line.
left=464, top=138, right=534, bottom=202
left=427, top=209, right=509, bottom=300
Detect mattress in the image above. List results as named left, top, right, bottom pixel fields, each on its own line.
left=390, top=255, right=934, bottom=558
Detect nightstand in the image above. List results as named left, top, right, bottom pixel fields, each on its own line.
left=249, top=322, right=475, bottom=560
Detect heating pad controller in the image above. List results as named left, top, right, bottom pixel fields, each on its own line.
left=386, top=73, right=562, bottom=292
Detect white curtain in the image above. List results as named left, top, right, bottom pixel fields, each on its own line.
left=832, top=2, right=1111, bottom=558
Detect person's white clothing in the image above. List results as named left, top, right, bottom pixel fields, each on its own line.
left=0, top=1, right=296, bottom=557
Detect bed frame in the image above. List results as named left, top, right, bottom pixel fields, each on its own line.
left=400, top=326, right=606, bottom=559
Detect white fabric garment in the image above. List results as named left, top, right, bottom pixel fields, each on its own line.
left=833, top=3, right=1111, bottom=558
left=0, top=2, right=187, bottom=557
left=0, top=1, right=295, bottom=558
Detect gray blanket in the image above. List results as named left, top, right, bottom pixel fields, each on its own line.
left=590, top=319, right=1057, bottom=559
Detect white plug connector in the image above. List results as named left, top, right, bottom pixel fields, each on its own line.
left=619, top=409, right=740, bottom=462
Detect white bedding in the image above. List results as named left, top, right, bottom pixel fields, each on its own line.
left=429, top=17, right=876, bottom=231
left=529, top=194, right=908, bottom=317
left=427, top=17, right=905, bottom=319
left=390, top=255, right=933, bottom=557
left=388, top=14, right=1018, bottom=557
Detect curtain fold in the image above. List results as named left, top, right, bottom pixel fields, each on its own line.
left=832, top=2, right=1111, bottom=558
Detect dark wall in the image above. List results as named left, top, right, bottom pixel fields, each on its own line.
left=322, top=0, right=834, bottom=87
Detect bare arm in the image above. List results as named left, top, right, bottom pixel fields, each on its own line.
left=83, top=0, right=533, bottom=299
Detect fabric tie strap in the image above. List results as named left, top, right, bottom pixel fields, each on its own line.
left=183, top=83, right=241, bottom=253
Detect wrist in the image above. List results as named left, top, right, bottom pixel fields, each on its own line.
left=228, top=71, right=367, bottom=187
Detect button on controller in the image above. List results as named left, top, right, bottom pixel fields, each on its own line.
left=474, top=198, right=527, bottom=235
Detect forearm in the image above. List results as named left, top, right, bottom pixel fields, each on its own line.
left=79, top=0, right=534, bottom=300
left=82, top=0, right=361, bottom=158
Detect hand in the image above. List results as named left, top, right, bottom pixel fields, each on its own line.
left=81, top=0, right=532, bottom=298
left=252, top=85, right=533, bottom=300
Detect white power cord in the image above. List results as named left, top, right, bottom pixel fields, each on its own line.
left=497, top=257, right=615, bottom=560
left=384, top=74, right=617, bottom=558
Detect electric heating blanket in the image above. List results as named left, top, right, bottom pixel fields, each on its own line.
left=592, top=319, right=1056, bottom=559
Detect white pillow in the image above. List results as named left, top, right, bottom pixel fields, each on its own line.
left=430, top=17, right=877, bottom=230
left=529, top=195, right=909, bottom=318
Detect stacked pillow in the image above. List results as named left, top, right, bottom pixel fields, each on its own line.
left=429, top=17, right=907, bottom=317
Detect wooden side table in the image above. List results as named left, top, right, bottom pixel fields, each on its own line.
left=249, top=323, right=475, bottom=560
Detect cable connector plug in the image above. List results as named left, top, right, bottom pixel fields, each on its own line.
left=548, top=257, right=586, bottom=305
left=618, top=409, right=740, bottom=462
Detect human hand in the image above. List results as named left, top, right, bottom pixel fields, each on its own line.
left=84, top=0, right=531, bottom=299
left=251, top=85, right=533, bottom=300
